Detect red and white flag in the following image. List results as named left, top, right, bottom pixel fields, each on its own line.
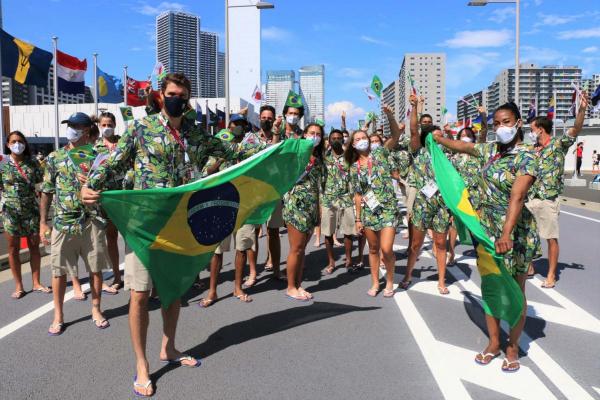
left=251, top=85, right=262, bottom=102
left=126, top=77, right=151, bottom=107
left=56, top=50, right=87, bottom=95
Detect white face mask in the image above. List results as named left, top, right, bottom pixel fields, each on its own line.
left=307, top=135, right=321, bottom=147
left=101, top=127, right=114, bottom=138
left=460, top=137, right=473, bottom=143
left=495, top=122, right=519, bottom=144
left=527, top=131, right=538, bottom=143
left=370, top=142, right=381, bottom=150
left=66, top=126, right=84, bottom=142
left=9, top=142, right=25, bottom=155
left=286, top=115, right=299, bottom=126
left=354, top=139, right=369, bottom=151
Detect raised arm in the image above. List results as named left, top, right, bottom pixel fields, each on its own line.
left=478, top=106, right=488, bottom=143
left=432, top=129, right=478, bottom=156
left=567, top=92, right=589, bottom=138
left=383, top=104, right=404, bottom=149
left=409, top=94, right=420, bottom=151
left=341, top=110, right=347, bottom=131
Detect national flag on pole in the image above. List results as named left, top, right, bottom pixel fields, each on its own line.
left=0, top=29, right=52, bottom=87
left=195, top=102, right=203, bottom=124
left=365, top=111, right=376, bottom=122
left=216, top=107, right=226, bottom=129
left=591, top=84, right=600, bottom=110
left=425, top=134, right=524, bottom=327
left=568, top=90, right=577, bottom=118
left=472, top=115, right=482, bottom=131
left=370, top=75, right=383, bottom=98
left=56, top=50, right=86, bottom=95
left=526, top=97, right=537, bottom=123
left=363, top=87, right=376, bottom=101
left=126, top=77, right=151, bottom=107
left=547, top=96, right=555, bottom=120
left=206, top=106, right=217, bottom=127
left=407, top=72, right=417, bottom=95
left=99, top=140, right=314, bottom=307
left=251, top=85, right=262, bottom=102
left=153, top=61, right=166, bottom=84
left=97, top=67, right=122, bottom=103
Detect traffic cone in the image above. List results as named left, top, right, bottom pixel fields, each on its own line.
left=20, top=237, right=28, bottom=250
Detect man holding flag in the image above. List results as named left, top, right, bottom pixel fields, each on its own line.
left=525, top=93, right=589, bottom=289
left=81, top=73, right=264, bottom=397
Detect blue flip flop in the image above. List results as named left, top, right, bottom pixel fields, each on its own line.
left=161, top=355, right=201, bottom=368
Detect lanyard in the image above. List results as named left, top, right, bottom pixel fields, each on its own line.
left=332, top=154, right=347, bottom=177
left=357, top=157, right=373, bottom=185
left=296, top=157, right=316, bottom=184
left=10, top=157, right=30, bottom=183
left=104, top=139, right=117, bottom=152
left=159, top=115, right=190, bottom=164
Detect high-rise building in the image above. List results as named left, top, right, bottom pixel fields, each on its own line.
left=456, top=90, right=487, bottom=121
left=217, top=51, right=225, bottom=98
left=480, top=64, right=582, bottom=122
left=156, top=11, right=201, bottom=97
left=199, top=31, right=218, bottom=98
left=265, top=70, right=295, bottom=116
left=398, top=53, right=446, bottom=127
left=298, top=65, right=324, bottom=124
left=381, top=79, right=401, bottom=135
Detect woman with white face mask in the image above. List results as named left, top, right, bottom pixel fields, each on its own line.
left=346, top=105, right=403, bottom=298
left=1, top=131, right=50, bottom=299
left=433, top=102, right=540, bottom=373
left=92, top=112, right=123, bottom=294
left=283, top=123, right=326, bottom=301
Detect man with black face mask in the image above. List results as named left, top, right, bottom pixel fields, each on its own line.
left=82, top=73, right=268, bottom=398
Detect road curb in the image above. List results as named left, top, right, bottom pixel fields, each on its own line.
left=559, top=196, right=600, bottom=212
left=0, top=246, right=48, bottom=271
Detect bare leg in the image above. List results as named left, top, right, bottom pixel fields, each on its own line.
left=432, top=231, right=449, bottom=292
left=26, top=234, right=45, bottom=290
left=286, top=224, right=309, bottom=297
left=379, top=227, right=397, bottom=291
left=363, top=229, right=381, bottom=292
left=233, top=250, right=250, bottom=301
left=447, top=225, right=457, bottom=264
left=358, top=235, right=367, bottom=265
left=506, top=275, right=528, bottom=365
left=246, top=228, right=259, bottom=282
left=267, top=227, right=282, bottom=278
left=106, top=222, right=121, bottom=286
left=344, top=235, right=353, bottom=267
left=313, top=225, right=321, bottom=247
left=202, top=253, right=222, bottom=305
left=545, top=238, right=559, bottom=285
left=89, top=272, right=106, bottom=325
left=404, top=228, right=426, bottom=284
left=6, top=232, right=24, bottom=294
left=324, top=235, right=336, bottom=272
left=129, top=290, right=153, bottom=396
left=51, top=275, right=67, bottom=325
left=71, top=275, right=84, bottom=298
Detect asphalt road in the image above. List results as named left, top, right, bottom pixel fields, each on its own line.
left=0, top=204, right=599, bottom=400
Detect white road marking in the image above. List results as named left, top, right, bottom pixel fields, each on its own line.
left=592, top=386, right=600, bottom=396
left=0, top=265, right=125, bottom=340
left=561, top=210, right=600, bottom=223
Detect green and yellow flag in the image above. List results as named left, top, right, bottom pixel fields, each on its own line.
left=120, top=106, right=134, bottom=122
left=100, top=140, right=313, bottom=307
left=425, top=135, right=524, bottom=327
left=285, top=90, right=303, bottom=109
left=371, top=75, right=383, bottom=98
left=68, top=144, right=96, bottom=173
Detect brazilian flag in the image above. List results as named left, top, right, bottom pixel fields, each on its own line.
left=100, top=140, right=313, bottom=307
left=68, top=144, right=96, bottom=173
left=371, top=75, right=382, bottom=98
left=285, top=90, right=303, bottom=108
left=425, top=135, right=524, bottom=327
left=0, top=29, right=52, bottom=87
left=120, top=106, right=133, bottom=122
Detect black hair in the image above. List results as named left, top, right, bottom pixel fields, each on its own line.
left=259, top=105, right=276, bottom=117
left=420, top=124, right=441, bottom=147
left=98, top=111, right=117, bottom=125
left=344, top=130, right=368, bottom=165
left=303, top=123, right=325, bottom=160
left=532, top=116, right=552, bottom=134
left=420, top=113, right=433, bottom=123
left=494, top=102, right=524, bottom=141
left=329, top=129, right=343, bottom=139
left=458, top=127, right=476, bottom=141
left=5, top=130, right=32, bottom=159
left=283, top=104, right=305, bottom=119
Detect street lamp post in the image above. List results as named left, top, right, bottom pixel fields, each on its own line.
left=225, top=1, right=274, bottom=127
left=467, top=0, right=520, bottom=106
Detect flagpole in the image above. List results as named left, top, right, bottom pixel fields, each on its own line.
left=123, top=65, right=128, bottom=106
left=552, top=88, right=556, bottom=137
left=52, top=36, right=59, bottom=150
left=93, top=53, right=98, bottom=116
left=205, top=99, right=209, bottom=132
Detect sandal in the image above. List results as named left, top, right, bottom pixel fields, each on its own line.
left=11, top=290, right=26, bottom=299
left=324, top=265, right=336, bottom=275
left=298, top=288, right=313, bottom=299
left=243, top=276, right=257, bottom=288
left=446, top=254, right=456, bottom=266
left=474, top=351, right=500, bottom=365
left=32, top=286, right=52, bottom=294
left=383, top=288, right=395, bottom=298
left=367, top=288, right=379, bottom=297
left=161, top=354, right=201, bottom=368
left=48, top=322, right=64, bottom=336
left=235, top=293, right=253, bottom=303
left=264, top=263, right=273, bottom=272
left=541, top=281, right=555, bottom=289
left=102, top=284, right=118, bottom=295
left=398, top=280, right=412, bottom=290
left=73, top=292, right=87, bottom=301
left=501, top=358, right=520, bottom=373
left=198, top=298, right=215, bottom=308
left=286, top=292, right=310, bottom=301
left=437, top=286, right=450, bottom=295
left=92, top=318, right=110, bottom=330
left=133, top=376, right=154, bottom=398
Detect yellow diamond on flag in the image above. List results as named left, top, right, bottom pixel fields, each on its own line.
left=98, top=76, right=108, bottom=96
left=457, top=188, right=477, bottom=217
left=476, top=244, right=500, bottom=276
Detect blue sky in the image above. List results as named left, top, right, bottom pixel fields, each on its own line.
left=4, top=0, right=600, bottom=127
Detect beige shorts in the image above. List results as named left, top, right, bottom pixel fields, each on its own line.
left=267, top=201, right=284, bottom=229
left=526, top=198, right=560, bottom=239
left=51, top=219, right=107, bottom=278
left=321, top=205, right=356, bottom=237
left=214, top=234, right=233, bottom=255
left=406, top=186, right=418, bottom=216
left=124, top=247, right=153, bottom=292
left=214, top=224, right=257, bottom=255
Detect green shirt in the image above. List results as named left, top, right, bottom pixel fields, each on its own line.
left=322, top=150, right=353, bottom=208
left=529, top=134, right=575, bottom=200
left=0, top=157, right=43, bottom=210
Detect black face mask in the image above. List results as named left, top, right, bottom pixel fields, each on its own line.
left=260, top=120, right=273, bottom=133
left=231, top=125, right=245, bottom=137
left=331, top=140, right=343, bottom=152
left=163, top=96, right=188, bottom=118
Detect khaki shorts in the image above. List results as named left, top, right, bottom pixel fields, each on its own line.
left=214, top=234, right=233, bottom=255
left=267, top=201, right=284, bottom=229
left=124, top=247, right=153, bottom=292
left=321, top=205, right=356, bottom=237
left=406, top=186, right=418, bottom=216
left=51, top=219, right=107, bottom=278
left=526, top=198, right=560, bottom=239
left=214, top=224, right=257, bottom=255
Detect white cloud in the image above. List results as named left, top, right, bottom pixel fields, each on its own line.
left=325, top=101, right=365, bottom=121
left=534, top=0, right=543, bottom=5
left=442, top=30, right=512, bottom=48
left=261, top=27, right=292, bottom=41
left=130, top=47, right=143, bottom=52
left=521, top=45, right=567, bottom=63
left=558, top=27, right=600, bottom=39
left=135, top=1, right=186, bottom=16
left=338, top=68, right=366, bottom=78
left=360, top=35, right=390, bottom=46
left=488, top=7, right=515, bottom=24
left=583, top=46, right=599, bottom=54
left=535, top=13, right=579, bottom=27
left=446, top=53, right=499, bottom=89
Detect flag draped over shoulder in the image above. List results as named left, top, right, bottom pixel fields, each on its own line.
left=425, top=135, right=524, bottom=327
left=100, top=140, right=313, bottom=307
left=0, top=29, right=52, bottom=87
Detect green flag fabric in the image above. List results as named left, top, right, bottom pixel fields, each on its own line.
left=425, top=135, right=524, bottom=327
left=100, top=139, right=313, bottom=307
left=370, top=75, right=383, bottom=98
left=365, top=111, right=376, bottom=122
left=68, top=144, right=96, bottom=173
left=285, top=90, right=303, bottom=108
